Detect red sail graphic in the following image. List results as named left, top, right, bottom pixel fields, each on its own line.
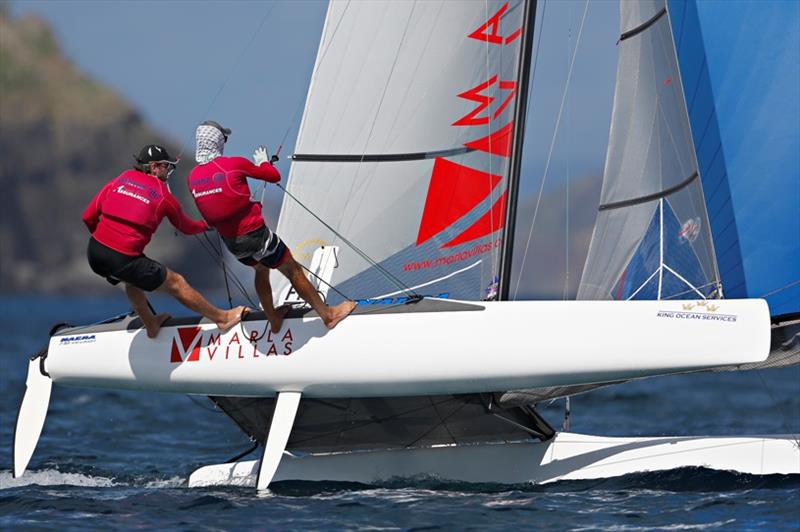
left=443, top=192, right=507, bottom=248
left=464, top=121, right=514, bottom=157
left=416, top=158, right=502, bottom=246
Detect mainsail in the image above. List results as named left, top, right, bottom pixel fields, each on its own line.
left=274, top=0, right=530, bottom=303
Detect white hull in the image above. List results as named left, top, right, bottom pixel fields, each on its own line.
left=45, top=299, right=769, bottom=398
left=188, top=432, right=800, bottom=488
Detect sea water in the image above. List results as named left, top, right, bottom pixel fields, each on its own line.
left=2, top=295, right=798, bottom=530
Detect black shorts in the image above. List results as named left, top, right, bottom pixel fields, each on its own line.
left=222, top=225, right=289, bottom=269
left=87, top=238, right=167, bottom=292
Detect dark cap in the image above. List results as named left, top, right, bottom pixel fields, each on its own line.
left=135, top=144, right=178, bottom=165
left=200, top=120, right=232, bottom=138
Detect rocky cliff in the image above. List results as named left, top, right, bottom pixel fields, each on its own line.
left=0, top=8, right=219, bottom=293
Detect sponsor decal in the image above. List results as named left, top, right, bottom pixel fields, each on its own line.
left=59, top=334, right=96, bottom=345
left=169, top=326, right=294, bottom=363
left=190, top=176, right=212, bottom=186
left=656, top=300, right=736, bottom=323
left=404, top=238, right=501, bottom=271
left=114, top=185, right=151, bottom=204
left=192, top=187, right=223, bottom=198
left=119, top=178, right=145, bottom=189
left=293, top=238, right=330, bottom=263
left=678, top=217, right=701, bottom=243
left=355, top=293, right=450, bottom=305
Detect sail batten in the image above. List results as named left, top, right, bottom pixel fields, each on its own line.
left=619, top=6, right=666, bottom=41
left=291, top=147, right=474, bottom=163
left=598, top=170, right=698, bottom=211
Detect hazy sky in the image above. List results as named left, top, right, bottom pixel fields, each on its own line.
left=10, top=0, right=619, bottom=197
left=11, top=0, right=328, bottom=161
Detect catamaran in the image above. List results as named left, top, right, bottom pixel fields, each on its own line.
left=14, top=0, right=799, bottom=490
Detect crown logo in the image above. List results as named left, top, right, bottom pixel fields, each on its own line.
left=681, top=301, right=718, bottom=312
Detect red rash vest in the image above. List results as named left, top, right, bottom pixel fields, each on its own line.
left=82, top=169, right=208, bottom=256
left=187, top=156, right=281, bottom=238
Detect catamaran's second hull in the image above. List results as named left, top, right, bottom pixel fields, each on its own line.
left=187, top=432, right=800, bottom=487
left=44, top=298, right=769, bottom=397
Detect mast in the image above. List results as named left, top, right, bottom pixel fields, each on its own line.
left=498, top=0, right=538, bottom=301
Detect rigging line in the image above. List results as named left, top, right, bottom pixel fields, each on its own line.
left=225, top=440, right=260, bottom=464
left=211, top=396, right=277, bottom=416
left=338, top=1, right=418, bottom=241
left=275, top=183, right=418, bottom=298
left=404, top=398, right=473, bottom=448
left=754, top=370, right=800, bottom=447
left=176, top=2, right=277, bottom=159
left=217, top=234, right=234, bottom=309
left=381, top=0, right=447, bottom=149
left=287, top=396, right=466, bottom=446
left=661, top=280, right=719, bottom=300
left=197, top=233, right=253, bottom=304
left=259, top=2, right=355, bottom=203
left=275, top=0, right=353, bottom=150
left=195, top=233, right=259, bottom=308
left=185, top=394, right=222, bottom=413
left=759, top=279, right=800, bottom=300
left=564, top=1, right=573, bottom=302
left=483, top=0, right=495, bottom=284
left=373, top=260, right=482, bottom=300
left=513, top=0, right=590, bottom=300
left=297, top=262, right=352, bottom=303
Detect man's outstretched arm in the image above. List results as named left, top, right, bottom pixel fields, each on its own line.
left=163, top=193, right=209, bottom=235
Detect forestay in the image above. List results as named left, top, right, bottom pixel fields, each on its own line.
left=577, top=0, right=719, bottom=302
left=274, top=0, right=527, bottom=304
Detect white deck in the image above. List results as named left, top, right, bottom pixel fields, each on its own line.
left=43, top=299, right=769, bottom=398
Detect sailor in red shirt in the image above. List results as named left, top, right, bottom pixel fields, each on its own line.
left=189, top=121, right=355, bottom=333
left=83, top=144, right=246, bottom=338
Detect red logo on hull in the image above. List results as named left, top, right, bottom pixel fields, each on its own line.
left=169, top=326, right=294, bottom=363
left=170, top=326, right=202, bottom=363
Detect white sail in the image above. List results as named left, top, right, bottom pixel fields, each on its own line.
left=577, top=0, right=719, bottom=301
left=275, top=0, right=527, bottom=303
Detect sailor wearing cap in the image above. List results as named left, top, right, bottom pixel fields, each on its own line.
left=82, top=144, right=247, bottom=337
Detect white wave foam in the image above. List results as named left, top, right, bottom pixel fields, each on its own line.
left=0, top=469, right=117, bottom=489
left=144, top=476, right=186, bottom=488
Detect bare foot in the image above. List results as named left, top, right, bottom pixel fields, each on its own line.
left=268, top=305, right=292, bottom=334
left=216, top=306, right=249, bottom=332
left=323, top=301, right=357, bottom=330
left=145, top=313, right=171, bottom=338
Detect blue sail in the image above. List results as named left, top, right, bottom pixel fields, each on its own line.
left=669, top=0, right=800, bottom=316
